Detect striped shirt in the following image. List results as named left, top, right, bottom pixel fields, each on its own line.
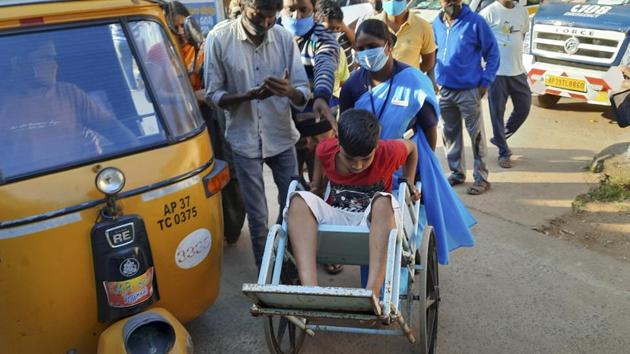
left=338, top=32, right=354, bottom=69
left=292, top=22, right=340, bottom=102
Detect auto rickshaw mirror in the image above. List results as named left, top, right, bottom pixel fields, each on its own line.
left=610, top=88, right=630, bottom=128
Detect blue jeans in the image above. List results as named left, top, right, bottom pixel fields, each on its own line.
left=440, top=87, right=489, bottom=183
left=232, top=147, right=298, bottom=268
left=488, top=74, right=531, bottom=158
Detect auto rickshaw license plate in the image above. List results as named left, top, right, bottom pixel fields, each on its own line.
left=544, top=75, right=586, bottom=92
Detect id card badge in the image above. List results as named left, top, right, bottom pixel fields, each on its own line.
left=391, top=97, right=409, bottom=107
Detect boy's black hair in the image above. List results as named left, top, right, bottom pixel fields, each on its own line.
left=315, top=0, right=344, bottom=22
left=356, top=18, right=397, bottom=46
left=240, top=0, right=283, bottom=11
left=338, top=109, right=380, bottom=157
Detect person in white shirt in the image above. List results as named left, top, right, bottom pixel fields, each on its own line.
left=480, top=0, right=530, bottom=169
left=205, top=0, right=311, bottom=269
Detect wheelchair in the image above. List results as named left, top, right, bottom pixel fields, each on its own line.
left=242, top=179, right=440, bottom=354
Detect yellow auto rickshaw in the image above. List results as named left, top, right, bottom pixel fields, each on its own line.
left=0, top=0, right=228, bottom=352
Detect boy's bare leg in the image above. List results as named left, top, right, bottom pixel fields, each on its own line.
left=287, top=195, right=319, bottom=286
left=366, top=196, right=396, bottom=298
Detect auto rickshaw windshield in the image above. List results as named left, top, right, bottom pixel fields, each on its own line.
left=0, top=20, right=204, bottom=183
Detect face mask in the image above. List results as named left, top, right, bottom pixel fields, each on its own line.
left=373, top=0, right=383, bottom=12
left=282, top=14, right=315, bottom=37
left=444, top=2, right=462, bottom=18
left=383, top=0, right=407, bottom=16
left=355, top=46, right=389, bottom=72
left=241, top=15, right=271, bottom=37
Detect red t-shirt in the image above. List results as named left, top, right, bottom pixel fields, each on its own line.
left=316, top=138, right=408, bottom=212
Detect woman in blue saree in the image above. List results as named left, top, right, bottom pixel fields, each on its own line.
left=339, top=19, right=475, bottom=266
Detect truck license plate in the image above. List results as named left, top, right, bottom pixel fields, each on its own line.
left=544, top=75, right=586, bottom=92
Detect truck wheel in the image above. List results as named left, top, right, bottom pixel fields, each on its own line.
left=533, top=94, right=560, bottom=108
left=222, top=179, right=246, bottom=245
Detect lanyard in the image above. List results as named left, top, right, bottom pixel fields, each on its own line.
left=367, top=62, right=396, bottom=121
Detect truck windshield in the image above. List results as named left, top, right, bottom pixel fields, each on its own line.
left=0, top=21, right=204, bottom=183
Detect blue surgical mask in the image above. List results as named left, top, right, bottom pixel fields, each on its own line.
left=282, top=14, right=315, bottom=37
left=355, top=46, right=389, bottom=72
left=383, top=0, right=408, bottom=16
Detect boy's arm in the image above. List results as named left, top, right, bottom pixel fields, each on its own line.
left=399, top=139, right=420, bottom=201
left=309, top=156, right=327, bottom=198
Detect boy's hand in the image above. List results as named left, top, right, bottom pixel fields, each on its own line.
left=309, top=183, right=323, bottom=197
left=410, top=184, right=421, bottom=202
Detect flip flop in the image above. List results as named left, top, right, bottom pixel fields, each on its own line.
left=447, top=175, right=465, bottom=186
left=467, top=180, right=491, bottom=195
left=498, top=157, right=512, bottom=169
left=324, top=264, right=343, bottom=275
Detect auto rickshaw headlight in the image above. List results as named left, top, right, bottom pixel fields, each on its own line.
left=95, top=167, right=126, bottom=196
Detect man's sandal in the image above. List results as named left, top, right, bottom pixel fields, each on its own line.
left=498, top=156, right=513, bottom=169
left=467, top=180, right=491, bottom=195
left=447, top=175, right=465, bottom=186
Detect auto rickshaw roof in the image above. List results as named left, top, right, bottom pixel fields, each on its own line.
left=0, top=0, right=165, bottom=29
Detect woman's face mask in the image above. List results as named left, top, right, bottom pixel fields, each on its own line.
left=383, top=0, right=408, bottom=16
left=355, top=45, right=389, bottom=72
left=281, top=14, right=315, bottom=37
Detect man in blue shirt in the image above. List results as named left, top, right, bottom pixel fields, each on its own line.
left=433, top=0, right=499, bottom=195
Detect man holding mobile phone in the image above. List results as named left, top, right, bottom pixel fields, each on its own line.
left=205, top=0, right=311, bottom=269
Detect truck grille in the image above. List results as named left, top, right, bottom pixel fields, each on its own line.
left=531, top=24, right=626, bottom=65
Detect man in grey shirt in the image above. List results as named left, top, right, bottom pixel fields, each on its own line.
left=205, top=0, right=310, bottom=268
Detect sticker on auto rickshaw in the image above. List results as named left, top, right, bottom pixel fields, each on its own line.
left=103, top=266, right=155, bottom=308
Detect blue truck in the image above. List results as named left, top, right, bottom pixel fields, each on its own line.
left=525, top=0, right=630, bottom=107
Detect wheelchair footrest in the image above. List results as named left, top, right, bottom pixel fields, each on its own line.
left=242, top=283, right=381, bottom=315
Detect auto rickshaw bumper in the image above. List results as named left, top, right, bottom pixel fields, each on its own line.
left=97, top=307, right=193, bottom=354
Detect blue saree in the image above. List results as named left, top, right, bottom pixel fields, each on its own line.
left=354, top=66, right=476, bottom=265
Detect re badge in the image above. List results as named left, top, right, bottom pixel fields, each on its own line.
left=105, top=222, right=135, bottom=248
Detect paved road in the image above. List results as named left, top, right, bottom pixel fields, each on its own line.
left=187, top=98, right=630, bottom=353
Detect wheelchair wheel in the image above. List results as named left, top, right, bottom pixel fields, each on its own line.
left=263, top=316, right=306, bottom=354
left=263, top=247, right=304, bottom=353
left=413, top=226, right=439, bottom=354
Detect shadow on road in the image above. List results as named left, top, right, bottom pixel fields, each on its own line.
left=545, top=99, right=617, bottom=122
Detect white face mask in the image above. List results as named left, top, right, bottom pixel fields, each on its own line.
left=354, top=45, right=389, bottom=72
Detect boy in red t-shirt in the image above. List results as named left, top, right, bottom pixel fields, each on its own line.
left=286, top=109, right=419, bottom=297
